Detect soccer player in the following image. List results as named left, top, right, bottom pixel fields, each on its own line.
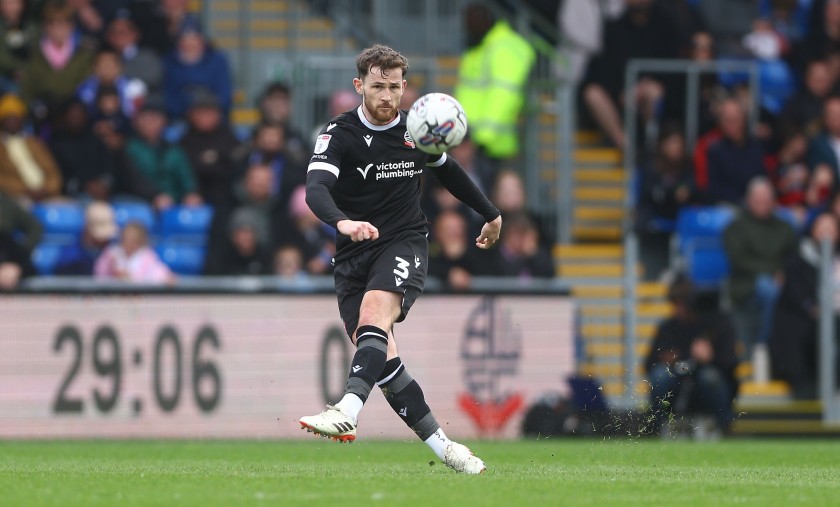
left=299, top=45, right=502, bottom=474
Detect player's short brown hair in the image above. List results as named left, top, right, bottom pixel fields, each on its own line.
left=356, top=45, right=409, bottom=80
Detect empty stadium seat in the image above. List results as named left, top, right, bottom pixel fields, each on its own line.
left=31, top=203, right=85, bottom=243
left=156, top=243, right=206, bottom=275
left=759, top=59, right=795, bottom=114
left=158, top=205, right=214, bottom=245
left=31, top=243, right=65, bottom=275
left=112, top=201, right=155, bottom=231
left=675, top=207, right=736, bottom=288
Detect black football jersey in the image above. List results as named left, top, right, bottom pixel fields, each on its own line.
left=308, top=106, right=445, bottom=261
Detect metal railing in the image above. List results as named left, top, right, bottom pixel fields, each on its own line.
left=818, top=239, right=840, bottom=424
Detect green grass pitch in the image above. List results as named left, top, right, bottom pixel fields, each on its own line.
left=1, top=439, right=838, bottom=507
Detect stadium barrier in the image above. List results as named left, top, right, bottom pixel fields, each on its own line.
left=0, top=287, right=575, bottom=440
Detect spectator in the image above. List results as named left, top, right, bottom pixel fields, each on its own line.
left=455, top=3, right=535, bottom=163
left=163, top=21, right=232, bottom=119
left=777, top=60, right=835, bottom=138
left=0, top=94, right=62, bottom=202
left=77, top=49, right=147, bottom=118
left=48, top=98, right=113, bottom=200
left=645, top=276, right=738, bottom=436
left=104, top=12, right=162, bottom=90
left=257, top=81, right=309, bottom=160
left=706, top=99, right=768, bottom=205
left=54, top=200, right=116, bottom=275
left=282, top=185, right=335, bottom=275
left=427, top=209, right=500, bottom=291
left=203, top=207, right=272, bottom=276
left=449, top=133, right=493, bottom=196
left=274, top=244, right=308, bottom=281
left=696, top=0, right=756, bottom=55
left=556, top=0, right=625, bottom=85
left=123, top=99, right=201, bottom=209
left=497, top=212, right=555, bottom=279
left=0, top=0, right=37, bottom=90
left=808, top=96, right=840, bottom=179
left=20, top=0, right=95, bottom=121
left=67, top=0, right=108, bottom=40
left=94, top=221, right=172, bottom=283
left=491, top=169, right=553, bottom=247
left=237, top=122, right=306, bottom=210
left=0, top=229, right=34, bottom=290
left=804, top=0, right=840, bottom=61
left=580, top=0, right=677, bottom=149
left=179, top=90, right=239, bottom=208
left=723, top=177, right=797, bottom=358
left=637, top=127, right=697, bottom=279
left=0, top=188, right=41, bottom=252
left=130, top=0, right=195, bottom=56
left=776, top=133, right=834, bottom=225
left=311, top=87, right=358, bottom=145
left=90, top=84, right=132, bottom=142
left=770, top=212, right=840, bottom=399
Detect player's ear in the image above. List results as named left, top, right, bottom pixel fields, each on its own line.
left=402, top=80, right=407, bottom=92
left=353, top=78, right=363, bottom=94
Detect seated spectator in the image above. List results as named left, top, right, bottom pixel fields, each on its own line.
left=706, top=99, right=768, bottom=205
left=91, top=85, right=132, bottom=142
left=104, top=12, right=162, bottom=90
left=581, top=0, right=677, bottom=149
left=274, top=244, right=309, bottom=282
left=77, top=49, right=147, bottom=118
left=94, top=221, right=172, bottom=283
left=637, top=127, right=697, bottom=279
left=645, top=276, right=738, bottom=436
left=163, top=20, right=232, bottom=119
left=282, top=185, right=335, bottom=275
left=449, top=133, right=493, bottom=196
left=428, top=209, right=500, bottom=291
left=723, top=177, right=797, bottom=358
left=130, top=0, right=194, bottom=56
left=804, top=0, right=840, bottom=61
left=770, top=212, right=840, bottom=399
left=20, top=0, right=95, bottom=122
left=179, top=90, right=239, bottom=208
left=491, top=169, right=553, bottom=246
left=0, top=188, right=41, bottom=253
left=123, top=99, right=201, bottom=209
left=54, top=200, right=116, bottom=275
left=49, top=98, right=113, bottom=200
left=311, top=87, right=357, bottom=145
left=422, top=177, right=478, bottom=240
left=236, top=122, right=306, bottom=209
left=0, top=0, right=37, bottom=91
left=0, top=228, right=34, bottom=290
left=0, top=94, right=62, bottom=203
left=808, top=96, right=840, bottom=180
left=497, top=212, right=555, bottom=279
left=778, top=60, right=835, bottom=139
left=257, top=81, right=309, bottom=159
left=203, top=207, right=273, bottom=276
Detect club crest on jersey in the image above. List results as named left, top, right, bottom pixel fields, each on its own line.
left=314, top=134, right=331, bottom=154
left=404, top=131, right=416, bottom=149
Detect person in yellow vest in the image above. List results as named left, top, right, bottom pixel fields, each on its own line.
left=455, top=4, right=535, bottom=168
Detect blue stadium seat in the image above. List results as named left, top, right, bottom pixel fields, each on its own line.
left=112, top=201, right=155, bottom=231
left=158, top=205, right=214, bottom=245
left=675, top=207, right=736, bottom=287
left=759, top=60, right=795, bottom=115
left=155, top=243, right=206, bottom=275
left=685, top=238, right=731, bottom=289
left=31, top=203, right=85, bottom=242
left=31, top=243, right=65, bottom=275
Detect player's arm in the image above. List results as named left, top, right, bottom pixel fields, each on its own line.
left=306, top=168, right=379, bottom=242
left=427, top=153, right=502, bottom=249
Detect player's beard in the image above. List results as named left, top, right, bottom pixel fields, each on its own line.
left=363, top=92, right=399, bottom=124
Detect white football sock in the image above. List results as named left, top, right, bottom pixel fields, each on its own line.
left=424, top=427, right=452, bottom=460
left=334, top=393, right=364, bottom=422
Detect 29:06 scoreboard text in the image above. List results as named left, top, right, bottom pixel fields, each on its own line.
left=0, top=295, right=574, bottom=440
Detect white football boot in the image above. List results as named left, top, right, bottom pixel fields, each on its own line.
left=299, top=405, right=357, bottom=443
left=443, top=442, right=486, bottom=474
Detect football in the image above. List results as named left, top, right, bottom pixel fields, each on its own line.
left=406, top=92, right=468, bottom=155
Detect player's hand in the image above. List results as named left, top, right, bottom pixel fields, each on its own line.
left=337, top=220, right=379, bottom=242
left=476, top=215, right=502, bottom=249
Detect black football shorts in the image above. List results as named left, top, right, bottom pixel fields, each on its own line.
left=334, top=229, right=428, bottom=337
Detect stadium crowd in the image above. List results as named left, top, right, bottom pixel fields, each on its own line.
left=0, top=0, right=839, bottom=416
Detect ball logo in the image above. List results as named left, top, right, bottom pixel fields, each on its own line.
left=419, top=120, right=455, bottom=148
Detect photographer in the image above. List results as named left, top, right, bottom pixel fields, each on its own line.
left=645, top=276, right=738, bottom=436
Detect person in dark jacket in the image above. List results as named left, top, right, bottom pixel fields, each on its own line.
left=0, top=189, right=41, bottom=253
left=203, top=207, right=272, bottom=276
left=0, top=229, right=34, bottom=290
left=497, top=212, right=554, bottom=279
left=427, top=209, right=501, bottom=291
left=54, top=200, right=117, bottom=276
left=645, top=276, right=739, bottom=435
left=770, top=213, right=840, bottom=399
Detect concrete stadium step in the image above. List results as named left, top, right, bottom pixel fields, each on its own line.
left=573, top=168, right=627, bottom=184
left=574, top=148, right=622, bottom=165
left=573, top=187, right=625, bottom=201
left=554, top=244, right=624, bottom=260
left=572, top=225, right=623, bottom=241
left=729, top=400, right=840, bottom=436
left=577, top=303, right=671, bottom=320
left=558, top=264, right=640, bottom=278
left=573, top=207, right=625, bottom=222
left=571, top=282, right=667, bottom=300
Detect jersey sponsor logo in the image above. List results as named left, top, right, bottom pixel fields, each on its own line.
left=404, top=131, right=416, bottom=149
left=373, top=160, right=421, bottom=181
left=314, top=134, right=332, bottom=154
left=311, top=154, right=328, bottom=160
left=326, top=123, right=337, bottom=132
left=357, top=163, right=374, bottom=179
left=363, top=135, right=373, bottom=147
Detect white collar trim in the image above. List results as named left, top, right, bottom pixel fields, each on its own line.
left=357, top=105, right=400, bottom=131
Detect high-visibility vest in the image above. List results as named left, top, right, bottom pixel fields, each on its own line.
left=455, top=20, right=535, bottom=159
